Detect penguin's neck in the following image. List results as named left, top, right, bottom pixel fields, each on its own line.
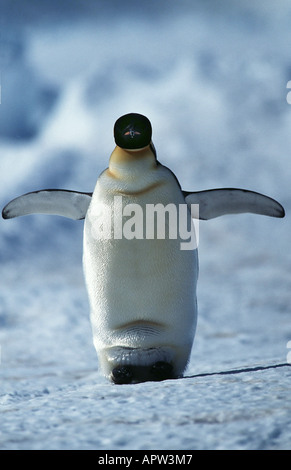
left=108, top=145, right=157, bottom=180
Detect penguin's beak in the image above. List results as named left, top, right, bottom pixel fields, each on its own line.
left=124, top=129, right=141, bottom=138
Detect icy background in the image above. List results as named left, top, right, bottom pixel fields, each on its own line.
left=0, top=0, right=291, bottom=450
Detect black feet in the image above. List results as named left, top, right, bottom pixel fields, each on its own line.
left=110, top=361, right=174, bottom=384
left=151, top=361, right=174, bottom=381
left=111, top=366, right=133, bottom=385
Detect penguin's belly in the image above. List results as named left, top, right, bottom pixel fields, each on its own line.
left=83, top=184, right=198, bottom=379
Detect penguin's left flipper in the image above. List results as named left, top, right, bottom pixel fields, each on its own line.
left=183, top=188, right=285, bottom=220
left=2, top=190, right=92, bottom=220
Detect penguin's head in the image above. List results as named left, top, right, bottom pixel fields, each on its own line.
left=114, top=113, right=152, bottom=150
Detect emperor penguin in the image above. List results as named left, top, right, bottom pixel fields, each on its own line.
left=2, top=113, right=285, bottom=384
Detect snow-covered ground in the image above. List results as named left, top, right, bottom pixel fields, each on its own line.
left=0, top=0, right=290, bottom=450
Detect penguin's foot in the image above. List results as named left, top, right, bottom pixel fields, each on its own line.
left=150, top=361, right=174, bottom=381
left=111, top=366, right=133, bottom=384
left=110, top=361, right=175, bottom=384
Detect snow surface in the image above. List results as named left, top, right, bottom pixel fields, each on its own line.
left=0, top=0, right=291, bottom=450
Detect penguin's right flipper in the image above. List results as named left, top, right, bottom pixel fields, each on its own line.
left=2, top=190, right=92, bottom=220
